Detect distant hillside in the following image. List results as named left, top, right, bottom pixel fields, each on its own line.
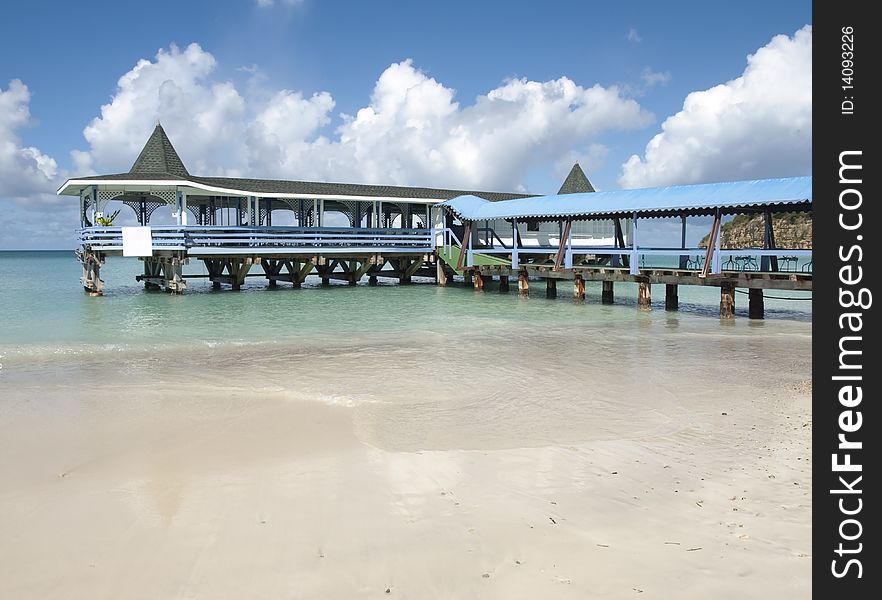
left=700, top=212, right=811, bottom=249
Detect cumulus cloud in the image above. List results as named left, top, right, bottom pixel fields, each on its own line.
left=0, top=80, right=58, bottom=198
left=73, top=46, right=653, bottom=190
left=619, top=25, right=811, bottom=188
left=627, top=29, right=642, bottom=43
left=0, top=80, right=78, bottom=249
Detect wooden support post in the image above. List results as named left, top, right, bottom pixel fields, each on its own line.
left=637, top=281, right=651, bottom=309
left=720, top=282, right=735, bottom=319
left=473, top=271, right=484, bottom=291
left=230, top=258, right=253, bottom=291
left=573, top=274, right=585, bottom=301
left=665, top=284, right=678, bottom=310
left=142, top=258, right=162, bottom=290
left=455, top=222, right=472, bottom=271
left=748, top=288, right=764, bottom=319
left=498, top=275, right=510, bottom=293
left=162, top=256, right=187, bottom=294
left=518, top=271, right=529, bottom=297
left=553, top=219, right=572, bottom=271
left=701, top=210, right=722, bottom=278
left=613, top=218, right=629, bottom=268
left=762, top=211, right=779, bottom=272
left=368, top=275, right=378, bottom=286
left=463, top=271, right=473, bottom=285
left=602, top=280, right=614, bottom=304
left=436, top=257, right=448, bottom=287
left=76, top=246, right=105, bottom=296
left=546, top=278, right=557, bottom=299
left=679, top=216, right=688, bottom=269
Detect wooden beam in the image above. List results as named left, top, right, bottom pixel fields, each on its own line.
left=553, top=219, right=572, bottom=271
left=455, top=222, right=472, bottom=272
left=403, top=257, right=424, bottom=279
left=546, top=278, right=557, bottom=299
left=700, top=210, right=721, bottom=278
left=613, top=218, right=629, bottom=268
left=436, top=258, right=448, bottom=287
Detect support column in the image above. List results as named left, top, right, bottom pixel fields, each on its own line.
left=602, top=280, right=614, bottom=304
left=368, top=274, right=378, bottom=286
left=473, top=271, right=484, bottom=291
left=637, top=281, right=651, bottom=309
left=498, top=275, right=510, bottom=293
left=665, top=284, right=678, bottom=310
left=77, top=246, right=104, bottom=296
left=720, top=282, right=735, bottom=319
left=142, top=258, right=162, bottom=290
left=546, top=278, right=557, bottom=299
left=162, top=256, right=187, bottom=294
left=518, top=271, right=529, bottom=297
left=748, top=288, right=764, bottom=319
left=436, top=258, right=448, bottom=287
left=229, top=258, right=254, bottom=292
left=573, top=274, right=585, bottom=301
left=679, top=215, right=688, bottom=269
left=463, top=271, right=473, bottom=286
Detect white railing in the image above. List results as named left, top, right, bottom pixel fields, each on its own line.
left=79, top=226, right=435, bottom=255
left=436, top=226, right=812, bottom=275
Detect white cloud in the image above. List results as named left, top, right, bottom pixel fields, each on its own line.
left=627, top=28, right=642, bottom=43
left=73, top=47, right=653, bottom=190
left=619, top=25, right=812, bottom=188
left=641, top=67, right=671, bottom=88
left=0, top=80, right=78, bottom=249
left=255, top=0, right=304, bottom=7
left=0, top=79, right=58, bottom=198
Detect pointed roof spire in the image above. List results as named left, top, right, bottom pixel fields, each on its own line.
left=129, top=123, right=190, bottom=178
left=557, top=162, right=595, bottom=194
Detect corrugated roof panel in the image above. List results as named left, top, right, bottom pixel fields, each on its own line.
left=439, top=176, right=812, bottom=220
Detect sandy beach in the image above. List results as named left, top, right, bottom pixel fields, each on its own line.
left=0, top=320, right=811, bottom=599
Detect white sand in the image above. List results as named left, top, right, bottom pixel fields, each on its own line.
left=0, top=380, right=810, bottom=599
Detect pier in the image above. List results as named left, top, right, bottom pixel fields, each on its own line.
left=58, top=126, right=812, bottom=319
left=434, top=176, right=811, bottom=319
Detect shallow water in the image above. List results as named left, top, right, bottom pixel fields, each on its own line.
left=0, top=251, right=811, bottom=452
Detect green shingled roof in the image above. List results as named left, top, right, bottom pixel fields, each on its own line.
left=129, top=124, right=190, bottom=178
left=557, top=163, right=595, bottom=194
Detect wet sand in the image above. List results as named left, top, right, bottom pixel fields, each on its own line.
left=0, top=354, right=811, bottom=599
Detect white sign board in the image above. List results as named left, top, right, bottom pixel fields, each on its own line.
left=122, top=226, right=153, bottom=257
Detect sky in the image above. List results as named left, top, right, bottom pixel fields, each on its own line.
left=1, top=0, right=811, bottom=249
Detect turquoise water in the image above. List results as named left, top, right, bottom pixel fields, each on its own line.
left=0, top=250, right=812, bottom=451
left=0, top=250, right=810, bottom=352
left=1, top=251, right=810, bottom=352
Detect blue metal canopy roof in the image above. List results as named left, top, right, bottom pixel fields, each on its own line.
left=439, top=176, right=812, bottom=221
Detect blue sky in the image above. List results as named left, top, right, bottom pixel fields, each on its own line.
left=1, top=0, right=811, bottom=248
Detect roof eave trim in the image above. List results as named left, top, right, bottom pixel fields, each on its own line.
left=57, top=178, right=454, bottom=203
